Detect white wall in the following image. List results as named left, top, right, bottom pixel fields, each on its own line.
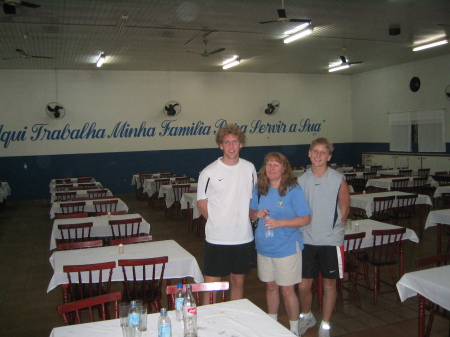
left=0, top=70, right=351, bottom=157
left=351, top=54, right=450, bottom=143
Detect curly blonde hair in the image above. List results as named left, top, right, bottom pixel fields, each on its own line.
left=215, top=124, right=246, bottom=146
left=257, top=152, right=297, bottom=197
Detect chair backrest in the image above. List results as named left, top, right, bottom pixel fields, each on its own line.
left=363, top=172, right=376, bottom=180
left=87, top=189, right=108, bottom=199
left=154, top=178, right=171, bottom=195
left=396, top=193, right=417, bottom=209
left=55, top=212, right=89, bottom=219
left=370, top=165, right=382, bottom=173
left=63, top=261, right=116, bottom=303
left=433, top=175, right=450, bottom=186
left=160, top=173, right=173, bottom=178
left=166, top=281, right=230, bottom=308
left=58, top=240, right=103, bottom=251
left=398, top=169, right=412, bottom=177
left=111, top=235, right=153, bottom=246
left=415, top=253, right=450, bottom=270
left=55, top=191, right=77, bottom=201
left=109, top=217, right=143, bottom=239
left=343, top=232, right=366, bottom=271
left=354, top=166, right=365, bottom=172
left=56, top=184, right=73, bottom=191
left=434, top=171, right=449, bottom=175
left=61, top=201, right=86, bottom=214
left=370, top=227, right=406, bottom=263
left=118, top=256, right=168, bottom=307
left=139, top=173, right=152, bottom=187
left=371, top=196, right=395, bottom=220
left=93, top=199, right=118, bottom=213
left=344, top=173, right=356, bottom=181
left=79, top=183, right=97, bottom=189
left=77, top=177, right=94, bottom=183
left=418, top=168, right=430, bottom=178
left=391, top=178, right=409, bottom=192
left=172, top=184, right=191, bottom=203
left=58, top=292, right=121, bottom=325
left=175, top=177, right=191, bottom=184
left=58, top=222, right=93, bottom=243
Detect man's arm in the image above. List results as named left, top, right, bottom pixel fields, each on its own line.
left=339, top=178, right=350, bottom=223
left=197, top=199, right=208, bottom=220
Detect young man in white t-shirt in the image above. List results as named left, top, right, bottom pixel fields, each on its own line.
left=197, top=124, right=257, bottom=301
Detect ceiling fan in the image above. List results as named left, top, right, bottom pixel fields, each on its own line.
left=2, top=0, right=40, bottom=15
left=260, top=0, right=310, bottom=24
left=339, top=55, right=363, bottom=66
left=3, top=48, right=54, bottom=60
left=186, top=39, right=225, bottom=57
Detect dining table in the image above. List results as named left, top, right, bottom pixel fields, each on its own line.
left=159, top=182, right=198, bottom=208
left=47, top=239, right=204, bottom=292
left=142, top=177, right=194, bottom=197
left=50, top=187, right=112, bottom=203
left=424, top=209, right=450, bottom=253
left=433, top=185, right=450, bottom=198
left=397, top=265, right=450, bottom=337
left=49, top=177, right=96, bottom=186
left=49, top=181, right=103, bottom=193
left=49, top=212, right=150, bottom=250
left=365, top=176, right=434, bottom=191
left=49, top=298, right=296, bottom=337
left=49, top=197, right=129, bottom=219
left=0, top=181, right=11, bottom=202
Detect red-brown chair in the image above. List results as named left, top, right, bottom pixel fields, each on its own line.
left=55, top=212, right=89, bottom=219
left=57, top=222, right=93, bottom=244
left=111, top=235, right=153, bottom=246
left=58, top=292, right=121, bottom=325
left=108, top=217, right=143, bottom=240
left=87, top=189, right=108, bottom=199
left=60, top=201, right=86, bottom=215
left=166, top=184, right=191, bottom=219
left=166, top=282, right=229, bottom=310
left=55, top=191, right=77, bottom=202
left=58, top=240, right=103, bottom=251
left=93, top=199, right=118, bottom=214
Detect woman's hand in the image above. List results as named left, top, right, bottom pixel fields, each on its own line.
left=264, top=216, right=280, bottom=229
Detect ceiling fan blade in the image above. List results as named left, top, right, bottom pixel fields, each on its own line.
left=3, top=3, right=16, bottom=14
left=259, top=20, right=278, bottom=24
left=2, top=56, right=22, bottom=60
left=349, top=61, right=363, bottom=65
left=16, top=49, right=29, bottom=56
left=289, top=19, right=311, bottom=23
left=31, top=55, right=54, bottom=59
left=21, top=1, right=41, bottom=9
left=277, top=8, right=287, bottom=19
left=340, top=56, right=347, bottom=63
left=208, top=48, right=225, bottom=55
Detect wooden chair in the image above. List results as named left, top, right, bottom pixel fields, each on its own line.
left=150, top=178, right=170, bottom=208
left=109, top=217, right=143, bottom=240
left=118, top=256, right=168, bottom=312
left=55, top=191, right=77, bottom=202
left=96, top=210, right=128, bottom=216
left=433, top=175, right=450, bottom=186
left=390, top=194, right=417, bottom=227
left=415, top=253, right=450, bottom=337
left=370, top=196, right=395, bottom=222
left=357, top=227, right=406, bottom=303
left=79, top=183, right=97, bottom=189
left=354, top=166, right=365, bottom=172
left=55, top=212, right=89, bottom=220
left=93, top=199, right=118, bottom=214
left=57, top=222, right=93, bottom=244
left=337, top=232, right=366, bottom=307
left=398, top=169, right=412, bottom=177
left=87, top=189, right=108, bottom=199
left=418, top=168, right=430, bottom=178
left=175, top=177, right=190, bottom=184
left=160, top=173, right=173, bottom=178
left=391, top=178, right=409, bottom=192
left=370, top=165, right=382, bottom=173
left=166, top=184, right=191, bottom=219
left=134, top=172, right=149, bottom=200
left=411, top=177, right=428, bottom=195
left=138, top=173, right=153, bottom=200
left=56, top=184, right=73, bottom=192
left=58, top=240, right=103, bottom=251
left=166, top=281, right=229, bottom=310
left=56, top=179, right=71, bottom=184
left=58, top=292, right=121, bottom=325
left=63, top=261, right=116, bottom=304
left=77, top=177, right=94, bottom=183
left=61, top=201, right=86, bottom=215
left=111, top=235, right=153, bottom=246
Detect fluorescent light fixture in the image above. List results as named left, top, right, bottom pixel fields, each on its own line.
left=116, top=15, right=128, bottom=35
left=223, top=59, right=240, bottom=70
left=96, top=53, right=105, bottom=67
left=328, top=64, right=350, bottom=72
left=283, top=28, right=313, bottom=44
left=412, top=38, right=448, bottom=51
left=284, top=22, right=310, bottom=35
left=222, top=55, right=238, bottom=65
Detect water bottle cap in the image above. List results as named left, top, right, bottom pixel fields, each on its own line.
left=130, top=300, right=137, bottom=307
left=177, top=283, right=183, bottom=288
left=160, top=308, right=167, bottom=314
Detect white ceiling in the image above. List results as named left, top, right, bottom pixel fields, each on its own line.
left=0, top=0, right=449, bottom=74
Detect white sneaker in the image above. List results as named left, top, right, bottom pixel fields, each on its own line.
left=318, top=325, right=331, bottom=337
left=298, top=314, right=316, bottom=336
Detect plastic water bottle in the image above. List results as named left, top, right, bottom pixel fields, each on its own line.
left=175, top=283, right=185, bottom=322
left=158, top=308, right=172, bottom=337
left=183, top=284, right=197, bottom=337
left=264, top=214, right=273, bottom=238
left=128, top=301, right=141, bottom=329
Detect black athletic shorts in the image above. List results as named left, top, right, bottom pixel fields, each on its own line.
left=203, top=241, right=254, bottom=277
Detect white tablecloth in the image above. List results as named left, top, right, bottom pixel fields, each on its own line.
left=434, top=185, right=450, bottom=198
left=397, top=265, right=450, bottom=311
left=180, top=192, right=201, bottom=220
left=47, top=240, right=203, bottom=292
left=0, top=181, right=10, bottom=202
left=49, top=177, right=96, bottom=187
left=49, top=213, right=150, bottom=250
left=49, top=198, right=129, bottom=219
left=50, top=298, right=296, bottom=337
left=159, top=183, right=198, bottom=208
left=336, top=166, right=355, bottom=173
left=424, top=209, right=450, bottom=229
left=291, top=169, right=305, bottom=178
left=350, top=191, right=432, bottom=218
left=143, top=177, right=194, bottom=196
left=50, top=188, right=112, bottom=202
left=366, top=177, right=433, bottom=191
left=49, top=181, right=103, bottom=193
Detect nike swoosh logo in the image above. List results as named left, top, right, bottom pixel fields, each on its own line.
left=219, top=178, right=224, bottom=181
left=330, top=270, right=336, bottom=273
left=315, top=183, right=321, bottom=186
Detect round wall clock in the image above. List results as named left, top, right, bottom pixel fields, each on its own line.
left=409, top=76, right=421, bottom=92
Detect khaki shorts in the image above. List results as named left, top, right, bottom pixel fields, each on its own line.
left=257, top=244, right=302, bottom=286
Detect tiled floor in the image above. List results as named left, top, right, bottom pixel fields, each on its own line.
left=0, top=194, right=448, bottom=337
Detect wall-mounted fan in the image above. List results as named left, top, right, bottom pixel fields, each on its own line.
left=265, top=100, right=280, bottom=115
left=46, top=102, right=65, bottom=119
left=259, top=0, right=310, bottom=24
left=2, top=0, right=41, bottom=15
left=164, top=101, right=181, bottom=117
